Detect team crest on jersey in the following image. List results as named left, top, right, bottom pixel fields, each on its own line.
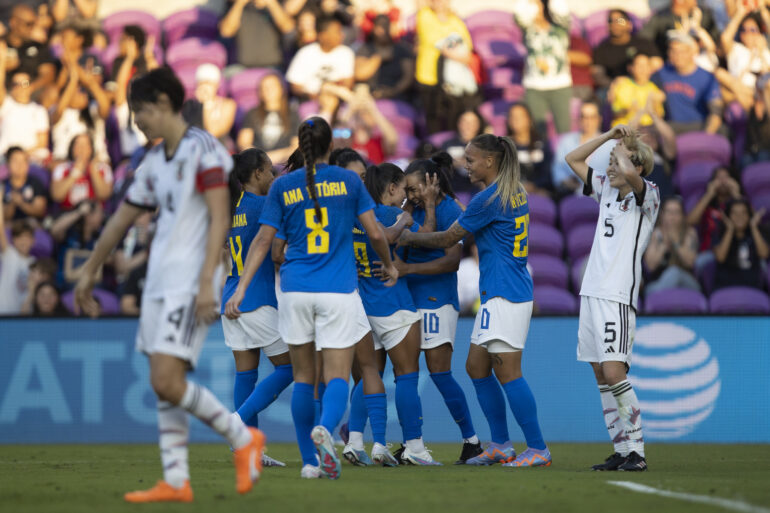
left=176, top=161, right=186, bottom=181
left=620, top=197, right=632, bottom=212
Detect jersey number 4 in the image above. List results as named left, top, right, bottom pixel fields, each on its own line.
left=512, top=213, right=529, bottom=258
left=305, top=207, right=330, bottom=254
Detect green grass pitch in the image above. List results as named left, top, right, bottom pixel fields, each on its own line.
left=1, top=443, right=769, bottom=513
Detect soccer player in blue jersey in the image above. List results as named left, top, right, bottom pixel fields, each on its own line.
left=221, top=149, right=294, bottom=468
left=225, top=117, right=399, bottom=480
left=399, top=153, right=481, bottom=464
left=346, top=163, right=439, bottom=466
left=400, top=134, right=551, bottom=468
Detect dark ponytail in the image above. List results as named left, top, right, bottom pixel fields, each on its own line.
left=229, top=148, right=270, bottom=216
left=283, top=148, right=305, bottom=174
left=298, top=116, right=332, bottom=223
left=364, top=163, right=405, bottom=205
left=404, top=151, right=456, bottom=199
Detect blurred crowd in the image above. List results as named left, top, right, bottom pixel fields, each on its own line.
left=0, top=0, right=768, bottom=317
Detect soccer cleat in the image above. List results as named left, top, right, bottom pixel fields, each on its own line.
left=465, top=442, right=516, bottom=465
left=311, top=425, right=342, bottom=479
left=262, top=453, right=286, bottom=467
left=371, top=443, right=399, bottom=467
left=502, top=447, right=552, bottom=468
left=343, top=443, right=374, bottom=466
left=300, top=464, right=322, bottom=479
left=618, top=451, right=647, bottom=472
left=392, top=444, right=406, bottom=464
left=402, top=446, right=443, bottom=466
left=124, top=480, right=193, bottom=503
left=591, top=452, right=626, bottom=471
left=455, top=441, right=484, bottom=464
left=339, top=422, right=350, bottom=445
left=233, top=427, right=265, bottom=494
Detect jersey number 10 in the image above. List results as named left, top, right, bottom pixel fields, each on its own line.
left=305, top=207, right=330, bottom=254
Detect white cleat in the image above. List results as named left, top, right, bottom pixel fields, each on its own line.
left=300, top=464, right=322, bottom=479
left=403, top=446, right=442, bottom=466
left=262, top=453, right=286, bottom=467
left=371, top=443, right=399, bottom=467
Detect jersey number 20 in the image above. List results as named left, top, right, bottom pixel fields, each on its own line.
left=512, top=213, right=529, bottom=258
left=305, top=207, right=330, bottom=254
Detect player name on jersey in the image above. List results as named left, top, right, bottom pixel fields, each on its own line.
left=282, top=181, right=350, bottom=206
left=232, top=213, right=248, bottom=228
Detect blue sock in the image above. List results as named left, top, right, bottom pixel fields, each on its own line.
left=430, top=371, right=476, bottom=439
left=233, top=369, right=259, bottom=426
left=320, top=377, right=348, bottom=433
left=502, top=377, right=546, bottom=450
left=364, top=393, right=387, bottom=446
left=314, top=381, right=326, bottom=426
left=348, top=380, right=367, bottom=433
left=291, top=382, right=318, bottom=466
left=237, top=364, right=293, bottom=426
left=394, top=372, right=422, bottom=441
left=472, top=376, right=509, bottom=444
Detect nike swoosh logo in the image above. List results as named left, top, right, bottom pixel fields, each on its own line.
left=424, top=337, right=434, bottom=342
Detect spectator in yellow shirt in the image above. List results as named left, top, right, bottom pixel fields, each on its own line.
left=609, top=53, right=665, bottom=126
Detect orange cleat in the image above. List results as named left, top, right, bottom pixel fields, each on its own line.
left=124, top=480, right=193, bottom=503
left=233, top=427, right=266, bottom=494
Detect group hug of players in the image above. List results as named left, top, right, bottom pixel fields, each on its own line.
left=74, top=68, right=658, bottom=503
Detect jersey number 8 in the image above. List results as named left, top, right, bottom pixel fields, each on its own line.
left=512, top=213, right=529, bottom=258
left=305, top=207, right=330, bottom=254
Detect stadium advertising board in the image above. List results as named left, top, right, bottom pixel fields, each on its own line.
left=1, top=317, right=767, bottom=443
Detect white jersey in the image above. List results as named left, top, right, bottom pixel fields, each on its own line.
left=579, top=167, right=660, bottom=310
left=125, top=126, right=233, bottom=299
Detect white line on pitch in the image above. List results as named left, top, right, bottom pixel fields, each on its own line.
left=608, top=481, right=770, bottom=513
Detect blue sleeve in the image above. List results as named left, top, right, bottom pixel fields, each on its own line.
left=259, top=180, right=284, bottom=230
left=410, top=220, right=421, bottom=233
left=437, top=199, right=463, bottom=230
left=377, top=206, right=401, bottom=228
left=355, top=178, right=376, bottom=216
left=705, top=72, right=721, bottom=103
left=457, top=191, right=496, bottom=234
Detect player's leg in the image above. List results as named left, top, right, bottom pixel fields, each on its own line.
left=465, top=343, right=514, bottom=465
left=236, top=347, right=293, bottom=426
left=344, top=331, right=384, bottom=467
left=288, top=342, right=323, bottom=476
left=314, top=353, right=325, bottom=426
left=589, top=362, right=629, bottom=471
left=232, top=349, right=261, bottom=426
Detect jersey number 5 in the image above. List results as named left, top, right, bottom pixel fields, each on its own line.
left=354, top=242, right=372, bottom=277
left=512, top=213, right=529, bottom=258
left=305, top=207, right=330, bottom=254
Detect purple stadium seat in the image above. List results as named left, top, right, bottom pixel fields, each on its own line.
left=571, top=256, right=586, bottom=291
left=473, top=35, right=527, bottom=69
left=566, top=223, right=596, bottom=261
left=644, top=288, right=708, bottom=314
left=28, top=164, right=50, bottom=189
left=529, top=255, right=569, bottom=289
left=162, top=8, right=220, bottom=46
left=742, top=162, right=770, bottom=200
left=465, top=10, right=520, bottom=38
left=488, top=67, right=522, bottom=88
left=528, top=194, right=557, bottom=226
left=709, top=286, right=770, bottom=314
left=675, top=160, right=719, bottom=199
left=62, top=288, right=121, bottom=315
left=166, top=38, right=227, bottom=70
left=298, top=101, right=320, bottom=120
left=31, top=228, right=54, bottom=258
left=528, top=223, right=564, bottom=258
left=393, top=135, right=420, bottom=160
left=559, top=195, right=599, bottom=232
left=725, top=101, right=748, bottom=164
left=534, top=285, right=578, bottom=314
left=478, top=99, right=513, bottom=135
left=227, top=68, right=277, bottom=112
left=102, top=10, right=161, bottom=45
left=427, top=131, right=455, bottom=148
left=751, top=193, right=770, bottom=223
left=696, top=254, right=717, bottom=294
left=676, top=133, right=731, bottom=168
left=100, top=41, right=163, bottom=77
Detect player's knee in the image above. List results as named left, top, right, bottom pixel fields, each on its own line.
left=601, top=363, right=627, bottom=386
left=151, top=374, right=186, bottom=404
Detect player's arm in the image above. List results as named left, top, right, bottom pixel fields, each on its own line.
left=225, top=224, right=278, bottom=318
left=565, top=125, right=634, bottom=183
left=359, top=209, right=398, bottom=287
left=197, top=186, right=231, bottom=324
left=381, top=211, right=413, bottom=244
left=399, top=220, right=468, bottom=250
left=615, top=146, right=645, bottom=197
left=395, top=243, right=462, bottom=276
left=74, top=202, right=146, bottom=317
left=271, top=237, right=286, bottom=267
left=417, top=174, right=440, bottom=232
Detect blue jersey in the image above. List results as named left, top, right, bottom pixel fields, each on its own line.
left=404, top=195, right=461, bottom=310
left=260, top=164, right=375, bottom=293
left=457, top=183, right=533, bottom=304
left=221, top=192, right=277, bottom=313
left=354, top=204, right=418, bottom=317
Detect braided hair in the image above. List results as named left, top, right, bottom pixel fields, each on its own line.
left=404, top=151, right=456, bottom=199
left=298, top=116, right=332, bottom=223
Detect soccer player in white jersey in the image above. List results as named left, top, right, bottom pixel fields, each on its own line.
left=565, top=124, right=660, bottom=472
left=74, top=68, right=264, bottom=502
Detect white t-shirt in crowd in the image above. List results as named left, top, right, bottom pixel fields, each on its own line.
left=0, top=245, right=33, bottom=314
left=728, top=42, right=770, bottom=89
left=286, top=43, right=355, bottom=96
left=52, top=106, right=109, bottom=163
left=0, top=97, right=49, bottom=155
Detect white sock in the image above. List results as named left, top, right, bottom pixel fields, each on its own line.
left=464, top=435, right=479, bottom=445
left=598, top=385, right=628, bottom=456
left=610, top=380, right=645, bottom=458
left=157, top=400, right=190, bottom=489
left=405, top=437, right=426, bottom=453
left=349, top=431, right=365, bottom=451
left=178, top=381, right=252, bottom=449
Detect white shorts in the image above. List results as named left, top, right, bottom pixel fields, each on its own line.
left=369, top=310, right=421, bottom=351
left=136, top=293, right=208, bottom=368
left=470, top=297, right=533, bottom=352
left=221, top=306, right=288, bottom=357
left=419, top=305, right=458, bottom=349
left=577, top=296, right=635, bottom=364
left=278, top=291, right=370, bottom=350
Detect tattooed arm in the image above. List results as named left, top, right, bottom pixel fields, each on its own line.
left=399, top=221, right=468, bottom=249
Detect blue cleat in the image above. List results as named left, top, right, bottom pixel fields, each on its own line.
left=343, top=443, right=374, bottom=466
left=502, top=447, right=552, bottom=468
left=311, top=425, right=342, bottom=479
left=466, top=442, right=516, bottom=465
